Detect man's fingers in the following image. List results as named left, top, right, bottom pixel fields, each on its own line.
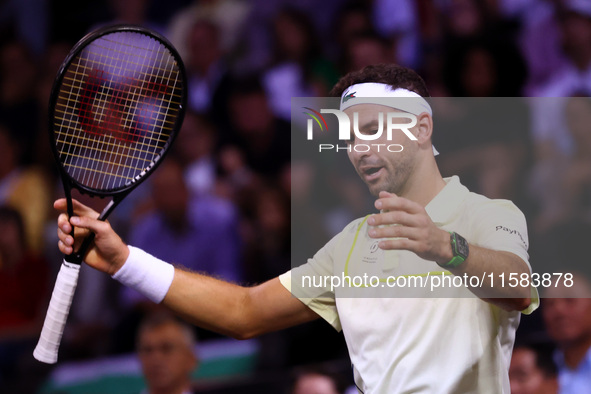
left=378, top=237, right=416, bottom=251
left=54, top=198, right=67, bottom=210
left=57, top=227, right=74, bottom=245
left=58, top=240, right=73, bottom=255
left=58, top=213, right=92, bottom=240
left=375, top=194, right=422, bottom=214
left=54, top=198, right=100, bottom=219
left=70, top=215, right=108, bottom=235
left=58, top=213, right=71, bottom=234
left=368, top=225, right=420, bottom=240
left=71, top=199, right=100, bottom=219
left=368, top=210, right=422, bottom=228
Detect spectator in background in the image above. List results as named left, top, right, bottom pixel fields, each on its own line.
left=424, top=0, right=516, bottom=95
left=542, top=274, right=591, bottom=393
left=342, top=32, right=394, bottom=74
left=137, top=312, right=198, bottom=394
left=183, top=18, right=234, bottom=128
left=509, top=340, right=558, bottom=394
left=561, top=97, right=591, bottom=220
left=530, top=2, right=591, bottom=169
left=217, top=145, right=259, bottom=203
left=0, top=40, right=39, bottom=159
left=167, top=0, right=251, bottom=62
left=242, top=183, right=290, bottom=284
left=434, top=39, right=530, bottom=201
left=227, top=76, right=290, bottom=180
left=0, top=206, right=49, bottom=389
left=501, top=0, right=567, bottom=95
left=291, top=367, right=343, bottom=394
left=330, top=0, right=373, bottom=65
left=263, top=7, right=338, bottom=120
left=0, top=123, right=51, bottom=253
left=443, top=38, right=527, bottom=97
left=529, top=96, right=591, bottom=233
left=115, top=158, right=240, bottom=351
left=94, top=0, right=166, bottom=36
left=441, top=0, right=494, bottom=41
left=34, top=41, right=72, bottom=170
left=0, top=0, right=48, bottom=56
left=371, top=0, right=419, bottom=68
left=535, top=0, right=591, bottom=97
left=173, top=111, right=218, bottom=197
left=125, top=158, right=241, bottom=303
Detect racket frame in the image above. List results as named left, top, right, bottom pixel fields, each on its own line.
left=48, top=24, right=187, bottom=264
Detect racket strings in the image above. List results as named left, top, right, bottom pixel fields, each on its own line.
left=54, top=31, right=182, bottom=191
left=61, top=66, right=183, bottom=101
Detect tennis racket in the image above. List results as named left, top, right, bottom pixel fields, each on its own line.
left=33, top=25, right=186, bottom=364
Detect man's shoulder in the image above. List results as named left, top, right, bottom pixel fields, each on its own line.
left=463, top=191, right=525, bottom=219
left=340, top=215, right=371, bottom=236
left=314, top=216, right=371, bottom=254
left=460, top=190, right=529, bottom=249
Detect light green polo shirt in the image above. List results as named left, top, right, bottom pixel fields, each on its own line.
left=281, top=176, right=539, bottom=393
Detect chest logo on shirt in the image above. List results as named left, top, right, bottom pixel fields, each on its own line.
left=361, top=241, right=382, bottom=264
left=370, top=241, right=379, bottom=253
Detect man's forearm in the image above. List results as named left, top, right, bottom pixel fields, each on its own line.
left=162, top=269, right=255, bottom=339
left=447, top=245, right=531, bottom=311
left=162, top=270, right=319, bottom=339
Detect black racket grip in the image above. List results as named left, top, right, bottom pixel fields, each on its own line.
left=65, top=232, right=96, bottom=265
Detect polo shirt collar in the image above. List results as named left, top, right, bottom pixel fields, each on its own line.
left=425, top=176, right=469, bottom=225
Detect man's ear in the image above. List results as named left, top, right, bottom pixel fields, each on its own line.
left=415, top=112, right=433, bottom=147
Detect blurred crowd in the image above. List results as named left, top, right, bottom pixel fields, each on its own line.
left=1, top=0, right=591, bottom=392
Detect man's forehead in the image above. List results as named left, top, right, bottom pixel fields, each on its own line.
left=140, top=322, right=184, bottom=340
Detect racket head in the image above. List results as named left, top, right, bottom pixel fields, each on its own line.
left=48, top=24, right=187, bottom=197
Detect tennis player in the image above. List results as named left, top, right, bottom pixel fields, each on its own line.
left=56, top=64, right=537, bottom=393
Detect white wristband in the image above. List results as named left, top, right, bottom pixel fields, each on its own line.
left=111, top=246, right=175, bottom=303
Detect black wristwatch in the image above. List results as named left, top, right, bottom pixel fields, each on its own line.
left=441, top=232, right=469, bottom=268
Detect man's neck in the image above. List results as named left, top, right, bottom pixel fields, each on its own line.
left=400, top=154, right=446, bottom=207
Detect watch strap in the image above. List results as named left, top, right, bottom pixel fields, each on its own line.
left=442, top=232, right=468, bottom=268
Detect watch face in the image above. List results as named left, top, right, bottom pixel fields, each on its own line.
left=455, top=233, right=469, bottom=259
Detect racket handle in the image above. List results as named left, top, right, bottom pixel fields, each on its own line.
left=33, top=260, right=81, bottom=364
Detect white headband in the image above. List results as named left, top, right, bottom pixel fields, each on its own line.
left=340, top=83, right=438, bottom=155
left=340, top=83, right=432, bottom=115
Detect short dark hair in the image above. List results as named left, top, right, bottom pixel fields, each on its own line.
left=330, top=63, right=430, bottom=98
left=137, top=311, right=196, bottom=349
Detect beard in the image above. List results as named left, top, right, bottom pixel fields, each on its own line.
left=358, top=145, right=417, bottom=197
left=366, top=159, right=413, bottom=196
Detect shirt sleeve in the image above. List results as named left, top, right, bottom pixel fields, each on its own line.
left=470, top=198, right=539, bottom=314
left=470, top=199, right=529, bottom=265
left=279, top=224, right=354, bottom=332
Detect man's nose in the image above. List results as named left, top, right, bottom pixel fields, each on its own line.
left=349, top=139, right=372, bottom=160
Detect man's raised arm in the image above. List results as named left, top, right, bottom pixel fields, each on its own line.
left=55, top=199, right=319, bottom=339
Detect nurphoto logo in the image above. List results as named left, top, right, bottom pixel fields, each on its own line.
left=303, top=107, right=417, bottom=153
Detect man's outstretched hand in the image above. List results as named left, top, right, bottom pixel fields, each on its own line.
left=55, top=198, right=129, bottom=275
left=367, top=191, right=453, bottom=266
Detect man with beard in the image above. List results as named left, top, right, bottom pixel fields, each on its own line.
left=56, top=64, right=535, bottom=393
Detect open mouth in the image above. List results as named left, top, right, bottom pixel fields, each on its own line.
left=361, top=166, right=384, bottom=181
